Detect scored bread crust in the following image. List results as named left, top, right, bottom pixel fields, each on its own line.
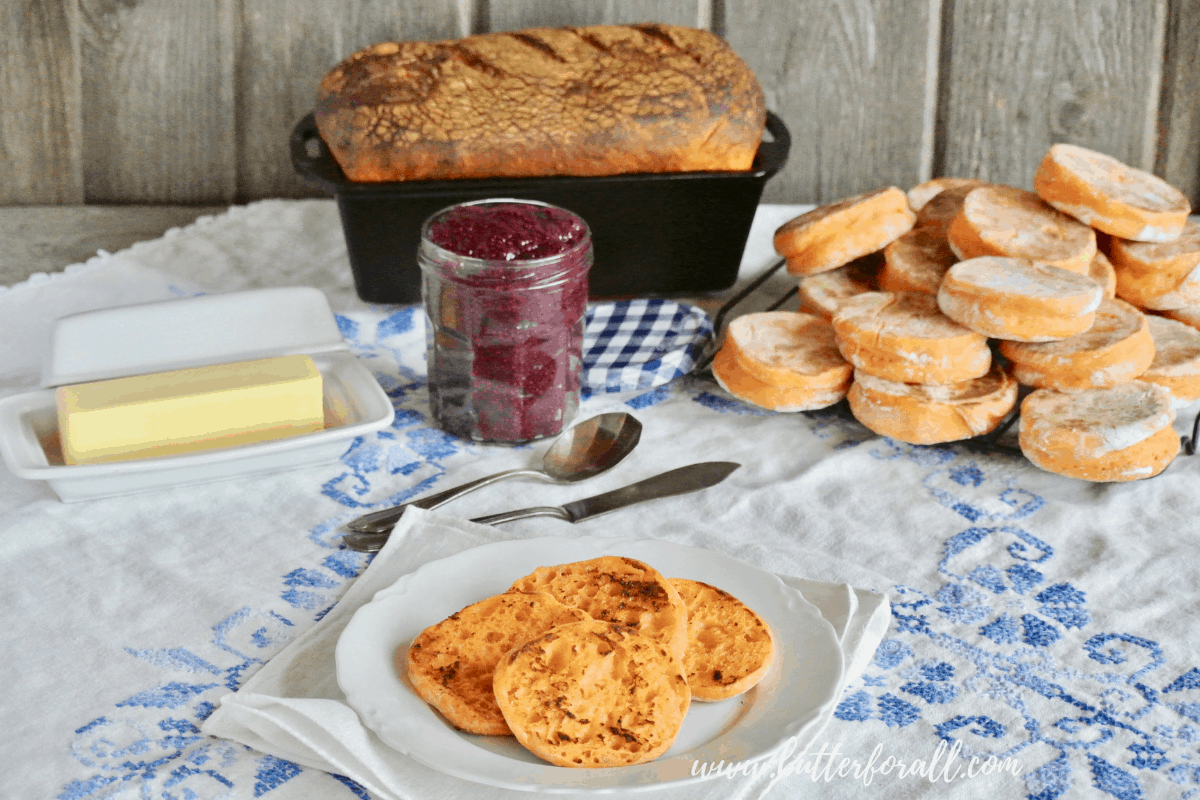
left=831, top=291, right=991, bottom=385
left=997, top=299, right=1154, bottom=391
left=880, top=226, right=959, bottom=295
left=723, top=311, right=855, bottom=390
left=712, top=344, right=852, bottom=412
left=775, top=187, right=916, bottom=275
left=404, top=591, right=591, bottom=735
left=947, top=185, right=1097, bottom=274
left=508, top=556, right=689, bottom=664
left=1109, top=220, right=1200, bottom=310
left=1019, top=382, right=1179, bottom=481
left=847, top=365, right=1018, bottom=445
left=1141, top=315, right=1200, bottom=408
left=937, top=256, right=1103, bottom=342
left=668, top=578, right=775, bottom=701
left=315, top=24, right=765, bottom=182
left=1033, top=143, right=1192, bottom=242
left=493, top=620, right=691, bottom=768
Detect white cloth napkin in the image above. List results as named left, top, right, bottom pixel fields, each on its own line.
left=201, top=507, right=890, bottom=800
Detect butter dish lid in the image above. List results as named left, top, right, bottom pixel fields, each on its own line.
left=42, top=287, right=348, bottom=388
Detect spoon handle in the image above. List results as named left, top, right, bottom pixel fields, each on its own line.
left=344, top=468, right=546, bottom=533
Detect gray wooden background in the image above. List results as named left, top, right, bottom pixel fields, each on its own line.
left=3, top=0, right=1198, bottom=208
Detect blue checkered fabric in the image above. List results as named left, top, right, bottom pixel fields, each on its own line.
left=582, top=299, right=713, bottom=393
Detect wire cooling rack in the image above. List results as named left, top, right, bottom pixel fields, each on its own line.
left=692, top=256, right=1200, bottom=463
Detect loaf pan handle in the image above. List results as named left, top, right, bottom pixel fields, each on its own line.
left=757, top=111, right=791, bottom=176
left=290, top=112, right=343, bottom=194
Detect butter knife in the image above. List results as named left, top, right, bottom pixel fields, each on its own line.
left=341, top=461, right=740, bottom=553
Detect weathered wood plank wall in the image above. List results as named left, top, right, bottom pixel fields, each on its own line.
left=3, top=0, right=1198, bottom=207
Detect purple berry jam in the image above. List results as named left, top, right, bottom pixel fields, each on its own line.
left=428, top=202, right=588, bottom=262
left=419, top=200, right=592, bottom=443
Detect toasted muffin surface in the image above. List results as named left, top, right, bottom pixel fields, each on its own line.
left=404, top=591, right=592, bottom=735
left=493, top=620, right=691, bottom=767
left=509, top=556, right=689, bottom=664
left=668, top=578, right=775, bottom=701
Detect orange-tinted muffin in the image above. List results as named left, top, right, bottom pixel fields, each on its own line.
left=405, top=592, right=591, bottom=734
left=847, top=365, right=1018, bottom=445
left=775, top=187, right=916, bottom=275
left=493, top=620, right=691, bottom=767
left=937, top=256, right=1103, bottom=341
left=1019, top=382, right=1179, bottom=481
left=1109, top=219, right=1200, bottom=310
left=1034, top=143, right=1192, bottom=242
left=998, top=299, right=1154, bottom=391
left=668, top=578, right=775, bottom=701
left=1141, top=315, right=1200, bottom=408
left=832, top=291, right=991, bottom=384
left=947, top=185, right=1097, bottom=274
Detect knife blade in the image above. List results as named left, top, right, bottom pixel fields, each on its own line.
left=471, top=461, right=741, bottom=525
left=340, top=461, right=740, bottom=552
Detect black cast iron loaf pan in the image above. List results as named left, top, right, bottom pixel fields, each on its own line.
left=290, top=111, right=790, bottom=304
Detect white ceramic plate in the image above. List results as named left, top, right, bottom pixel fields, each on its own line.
left=336, top=536, right=845, bottom=794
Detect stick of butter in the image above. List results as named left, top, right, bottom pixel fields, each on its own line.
left=56, top=354, right=325, bottom=465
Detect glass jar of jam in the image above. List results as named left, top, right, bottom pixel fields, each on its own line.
left=418, top=199, right=592, bottom=443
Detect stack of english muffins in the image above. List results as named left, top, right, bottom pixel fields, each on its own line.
left=711, top=143, right=1200, bottom=482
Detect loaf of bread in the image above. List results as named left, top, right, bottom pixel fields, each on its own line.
left=315, top=24, right=766, bottom=182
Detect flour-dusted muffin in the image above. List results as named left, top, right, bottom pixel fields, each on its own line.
left=832, top=291, right=991, bottom=384
left=712, top=345, right=852, bottom=412
left=720, top=310, right=853, bottom=391
left=775, top=187, right=916, bottom=275
left=404, top=592, right=591, bottom=734
left=1019, top=382, right=1179, bottom=481
left=1141, top=315, right=1200, bottom=408
left=509, top=556, right=689, bottom=663
left=847, top=365, right=1018, bottom=445
left=879, top=226, right=959, bottom=295
left=1109, top=220, right=1200, bottom=310
left=947, top=185, right=1097, bottom=274
left=998, top=299, right=1154, bottom=391
left=906, top=177, right=989, bottom=212
left=796, top=254, right=881, bottom=321
left=668, top=578, right=775, bottom=701
left=493, top=620, right=691, bottom=767
left=1034, top=143, right=1192, bottom=242
left=1089, top=250, right=1118, bottom=300
left=937, top=256, right=1103, bottom=341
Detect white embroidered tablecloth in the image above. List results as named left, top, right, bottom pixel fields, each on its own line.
left=4, top=200, right=1200, bottom=800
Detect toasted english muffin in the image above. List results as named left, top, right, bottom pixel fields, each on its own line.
left=509, top=556, right=689, bottom=663
left=493, top=620, right=691, bottom=767
left=404, top=591, right=591, bottom=735
left=668, top=578, right=775, bottom=701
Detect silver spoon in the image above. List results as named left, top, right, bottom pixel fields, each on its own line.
left=342, top=411, right=643, bottom=538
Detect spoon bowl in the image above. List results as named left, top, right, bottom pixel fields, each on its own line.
left=343, top=412, right=642, bottom=536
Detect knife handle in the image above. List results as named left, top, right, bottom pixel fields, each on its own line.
left=470, top=506, right=573, bottom=525
left=345, top=468, right=545, bottom=532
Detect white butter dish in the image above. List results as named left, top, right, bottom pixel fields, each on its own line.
left=0, top=288, right=394, bottom=502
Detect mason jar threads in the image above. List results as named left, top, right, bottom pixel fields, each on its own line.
left=418, top=199, right=593, bottom=443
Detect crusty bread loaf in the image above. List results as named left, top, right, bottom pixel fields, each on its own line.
left=404, top=591, right=591, bottom=735
left=1019, top=382, right=1179, bottom=481
left=509, top=556, right=689, bottom=663
left=668, top=578, right=774, bottom=701
left=998, top=299, right=1154, bottom=391
left=493, top=620, right=690, bottom=767
left=316, top=24, right=765, bottom=182
left=831, top=291, right=991, bottom=384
